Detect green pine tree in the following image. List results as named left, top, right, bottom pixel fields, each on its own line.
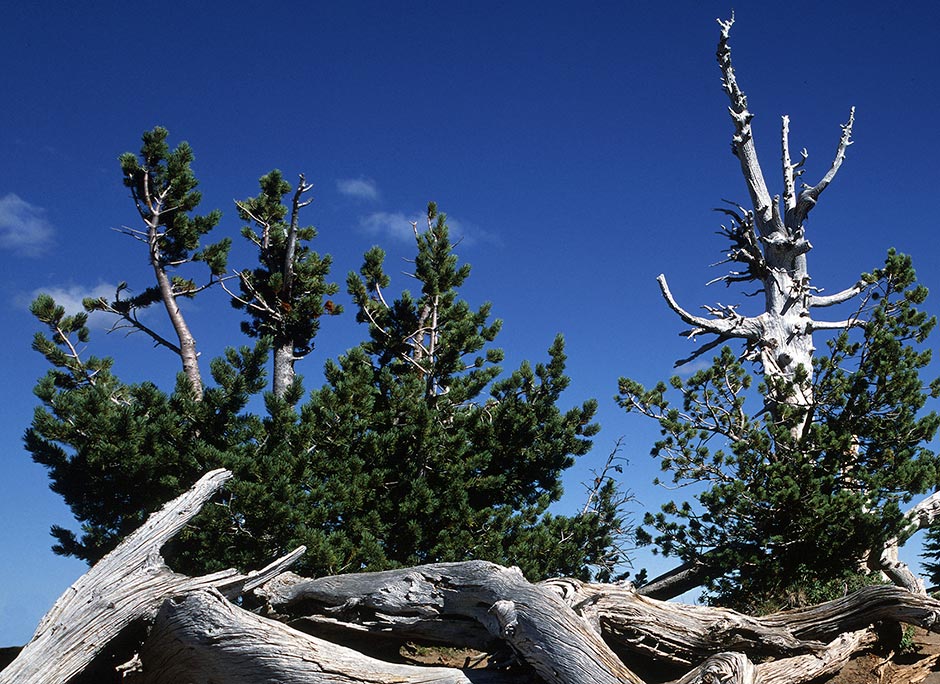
left=25, top=294, right=266, bottom=562
left=621, top=252, right=940, bottom=610
left=616, top=19, right=940, bottom=609
left=297, top=203, right=626, bottom=580
left=25, top=132, right=625, bottom=582
left=85, top=126, right=230, bottom=399
left=230, top=170, right=341, bottom=399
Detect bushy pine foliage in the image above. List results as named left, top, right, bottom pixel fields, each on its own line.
left=293, top=204, right=623, bottom=579
left=25, top=138, right=625, bottom=582
left=619, top=251, right=940, bottom=609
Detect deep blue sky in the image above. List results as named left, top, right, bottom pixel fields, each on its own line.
left=2, top=2, right=939, bottom=646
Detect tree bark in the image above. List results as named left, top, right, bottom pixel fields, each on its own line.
left=545, top=578, right=940, bottom=667
left=5, top=475, right=940, bottom=684
left=0, top=469, right=302, bottom=684
left=142, top=178, right=204, bottom=399
left=256, top=561, right=645, bottom=684
left=127, top=589, right=505, bottom=684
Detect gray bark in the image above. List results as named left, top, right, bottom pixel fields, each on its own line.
left=128, top=589, right=503, bottom=684
left=0, top=469, right=302, bottom=684
left=4, top=472, right=940, bottom=684
left=658, top=15, right=860, bottom=416
left=143, top=179, right=205, bottom=399
left=270, top=175, right=313, bottom=398
left=256, top=562, right=645, bottom=684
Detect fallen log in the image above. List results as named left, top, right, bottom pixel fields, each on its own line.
left=0, top=469, right=302, bottom=684
left=5, top=468, right=940, bottom=684
left=126, top=588, right=511, bottom=684
left=254, top=562, right=929, bottom=684
left=545, top=578, right=940, bottom=666
left=256, top=561, right=645, bottom=684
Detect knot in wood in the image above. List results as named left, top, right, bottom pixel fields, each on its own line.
left=489, top=599, right=519, bottom=639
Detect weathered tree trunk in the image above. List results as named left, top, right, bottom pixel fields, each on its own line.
left=546, top=578, right=940, bottom=666
left=5, top=469, right=940, bottom=684
left=0, top=469, right=301, bottom=684
left=270, top=175, right=312, bottom=398
left=127, top=589, right=504, bottom=684
left=256, top=562, right=645, bottom=684
left=657, top=15, right=859, bottom=416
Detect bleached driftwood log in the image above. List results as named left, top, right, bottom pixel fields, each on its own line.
left=0, top=469, right=302, bottom=684
left=545, top=578, right=940, bottom=666
left=256, top=561, right=645, bottom=684
left=3, top=468, right=940, bottom=684
left=254, top=562, right=940, bottom=684
left=127, top=588, right=509, bottom=684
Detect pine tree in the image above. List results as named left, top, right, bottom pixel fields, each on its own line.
left=621, top=252, right=940, bottom=610
left=229, top=170, right=341, bottom=398
left=297, top=203, right=625, bottom=579
left=25, top=295, right=266, bottom=562
left=613, top=17, right=940, bottom=607
left=85, top=126, right=230, bottom=399
left=25, top=132, right=625, bottom=581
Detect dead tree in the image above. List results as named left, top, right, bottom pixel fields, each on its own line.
left=5, top=469, right=940, bottom=683
left=657, top=14, right=861, bottom=413
left=638, top=15, right=938, bottom=597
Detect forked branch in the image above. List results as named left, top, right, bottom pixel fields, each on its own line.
left=717, top=14, right=777, bottom=235
left=794, top=107, right=855, bottom=224
left=657, top=274, right=762, bottom=342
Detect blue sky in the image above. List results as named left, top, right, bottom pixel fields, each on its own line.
left=2, top=1, right=940, bottom=646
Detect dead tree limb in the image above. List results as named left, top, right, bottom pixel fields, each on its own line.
left=127, top=588, right=507, bottom=684
left=0, top=469, right=302, bottom=684
left=256, top=561, right=645, bottom=684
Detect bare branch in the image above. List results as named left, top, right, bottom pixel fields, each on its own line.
left=716, top=14, right=779, bottom=235
left=781, top=115, right=797, bottom=213
left=810, top=280, right=867, bottom=308
left=657, top=274, right=761, bottom=340
left=809, top=318, right=865, bottom=331
left=794, top=107, right=855, bottom=222
left=91, top=292, right=183, bottom=355
left=675, top=334, right=731, bottom=368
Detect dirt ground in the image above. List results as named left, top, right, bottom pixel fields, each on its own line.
left=827, top=628, right=940, bottom=684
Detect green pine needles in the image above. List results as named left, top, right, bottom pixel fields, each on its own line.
left=25, top=138, right=625, bottom=583
left=619, top=251, right=940, bottom=610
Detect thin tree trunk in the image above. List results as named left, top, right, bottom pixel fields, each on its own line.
left=152, top=260, right=203, bottom=399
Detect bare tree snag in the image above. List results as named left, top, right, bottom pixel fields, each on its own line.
left=0, top=469, right=302, bottom=684
left=657, top=14, right=862, bottom=415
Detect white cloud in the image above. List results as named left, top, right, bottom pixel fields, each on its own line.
left=360, top=210, right=502, bottom=248
left=0, top=193, right=55, bottom=257
left=27, top=283, right=122, bottom=330
left=337, top=177, right=379, bottom=201
left=675, top=358, right=714, bottom=377
left=360, top=211, right=422, bottom=242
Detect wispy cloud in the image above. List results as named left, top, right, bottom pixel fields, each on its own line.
left=0, top=193, right=55, bottom=257
left=337, top=177, right=379, bottom=201
left=360, top=210, right=502, bottom=248
left=360, top=211, right=422, bottom=242
left=26, top=283, right=122, bottom=330
left=674, top=358, right=714, bottom=377
left=441, top=216, right=501, bottom=248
